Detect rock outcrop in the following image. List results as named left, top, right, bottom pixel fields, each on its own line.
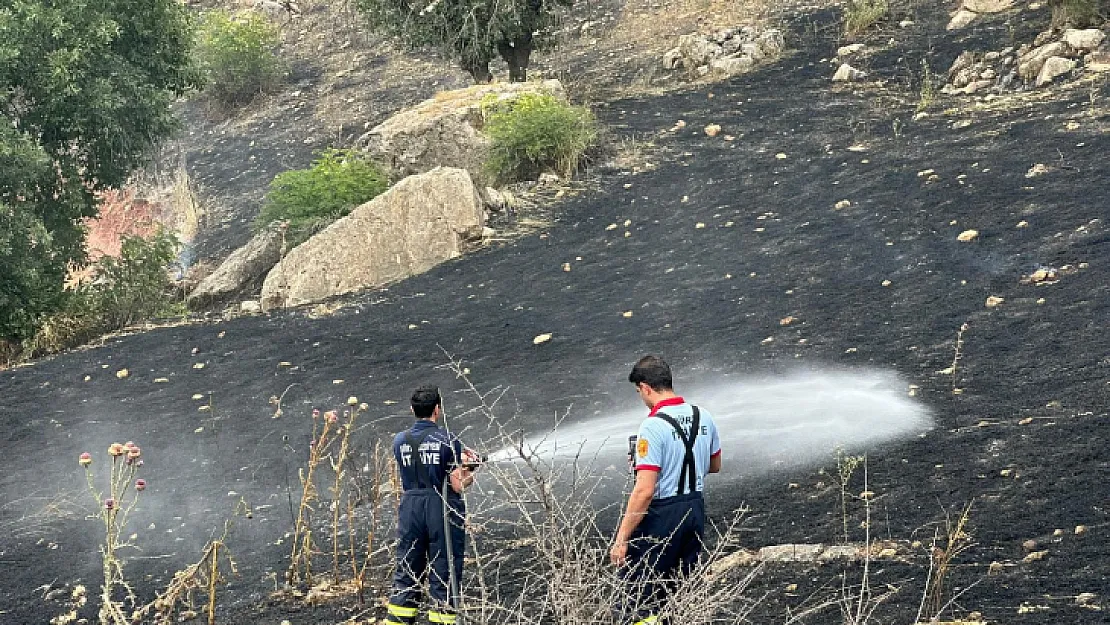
left=357, top=81, right=566, bottom=184
left=661, top=27, right=785, bottom=77
left=260, top=167, right=484, bottom=310
left=943, top=26, right=1109, bottom=95
left=188, top=227, right=285, bottom=307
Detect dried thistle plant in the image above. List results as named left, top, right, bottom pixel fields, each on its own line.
left=78, top=442, right=146, bottom=624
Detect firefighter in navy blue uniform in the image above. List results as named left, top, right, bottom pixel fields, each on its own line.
left=611, top=355, right=722, bottom=625
left=385, top=385, right=479, bottom=625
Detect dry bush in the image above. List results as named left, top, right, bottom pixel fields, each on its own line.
left=130, top=500, right=251, bottom=625
left=284, top=399, right=398, bottom=607
left=437, top=352, right=764, bottom=624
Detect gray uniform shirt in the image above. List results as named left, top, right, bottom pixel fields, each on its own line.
left=633, top=397, right=722, bottom=499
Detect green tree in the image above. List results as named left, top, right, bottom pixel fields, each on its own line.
left=0, top=0, right=200, bottom=346
left=356, top=0, right=570, bottom=83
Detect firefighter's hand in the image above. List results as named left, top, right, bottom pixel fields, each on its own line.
left=609, top=539, right=628, bottom=566
left=461, top=448, right=482, bottom=470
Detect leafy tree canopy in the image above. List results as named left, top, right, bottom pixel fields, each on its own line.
left=0, top=0, right=201, bottom=345
left=356, top=0, right=571, bottom=83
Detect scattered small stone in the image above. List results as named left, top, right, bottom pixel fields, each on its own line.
left=837, top=43, right=865, bottom=58
left=562, top=262, right=571, bottom=272
left=1019, top=417, right=1034, bottom=425
left=84, top=375, right=92, bottom=382
left=947, top=9, right=978, bottom=31
left=1022, top=539, right=1038, bottom=551
left=195, top=427, right=204, bottom=434
left=704, top=124, right=722, bottom=137
left=695, top=222, right=706, bottom=229
left=878, top=548, right=898, bottom=558
left=1023, top=549, right=1048, bottom=563
left=964, top=0, right=1015, bottom=13
left=918, top=169, right=936, bottom=177
left=533, top=333, right=552, bottom=345
left=775, top=153, right=787, bottom=160
left=989, top=561, right=1005, bottom=575
left=957, top=229, right=980, bottom=242
left=116, top=369, right=130, bottom=379
left=1075, top=525, right=1088, bottom=535
left=1053, top=528, right=1065, bottom=537
left=153, top=377, right=169, bottom=384
left=832, top=63, right=867, bottom=82
left=780, top=316, right=796, bottom=326
left=785, top=583, right=798, bottom=592
left=1017, top=220, right=1029, bottom=228
left=1026, top=163, right=1050, bottom=178
left=761, top=336, right=774, bottom=345
left=985, top=296, right=1005, bottom=307
left=624, top=231, right=632, bottom=238
left=240, top=300, right=262, bottom=314
left=834, top=199, right=852, bottom=210
left=908, top=385, right=920, bottom=397
left=622, top=311, right=633, bottom=318
left=1000, top=468, right=1013, bottom=477
left=606, top=223, right=618, bottom=231
left=192, top=394, right=204, bottom=400
left=881, top=279, right=892, bottom=287
left=1062, top=28, right=1106, bottom=51
left=1036, top=56, right=1077, bottom=87
left=193, top=363, right=205, bottom=370
left=1075, top=592, right=1097, bottom=606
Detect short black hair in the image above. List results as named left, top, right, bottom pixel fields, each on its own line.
left=629, top=355, right=673, bottom=391
left=411, top=385, right=442, bottom=418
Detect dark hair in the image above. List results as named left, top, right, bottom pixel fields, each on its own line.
left=411, top=384, right=442, bottom=418
left=628, top=355, right=673, bottom=391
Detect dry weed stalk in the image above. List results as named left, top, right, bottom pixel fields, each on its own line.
left=836, top=452, right=899, bottom=625
left=287, top=399, right=397, bottom=601
left=352, top=439, right=395, bottom=603
left=79, top=442, right=146, bottom=625
left=915, top=503, right=976, bottom=623
left=939, top=322, right=970, bottom=393
left=131, top=499, right=251, bottom=625
left=287, top=407, right=338, bottom=585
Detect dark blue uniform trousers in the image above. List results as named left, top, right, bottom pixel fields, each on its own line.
left=619, top=491, right=706, bottom=624
left=387, top=489, right=466, bottom=624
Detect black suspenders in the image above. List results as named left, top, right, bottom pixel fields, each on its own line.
left=654, top=406, right=701, bottom=496
left=404, top=429, right=436, bottom=489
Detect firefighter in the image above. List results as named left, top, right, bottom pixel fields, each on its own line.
left=611, top=355, right=722, bottom=625
left=385, top=385, right=479, bottom=625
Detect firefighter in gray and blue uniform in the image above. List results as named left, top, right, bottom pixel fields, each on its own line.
left=385, top=385, right=479, bottom=625
left=611, top=355, right=722, bottom=625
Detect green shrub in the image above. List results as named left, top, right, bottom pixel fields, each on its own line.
left=24, top=230, right=182, bottom=358
left=1049, top=0, right=1105, bottom=28
left=255, top=149, right=389, bottom=245
left=196, top=10, right=285, bottom=107
left=483, top=93, right=598, bottom=183
left=843, top=0, right=889, bottom=38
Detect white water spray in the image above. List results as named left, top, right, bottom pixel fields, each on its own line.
left=486, top=369, right=932, bottom=476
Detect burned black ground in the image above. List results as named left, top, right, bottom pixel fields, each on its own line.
left=2, top=6, right=1108, bottom=625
